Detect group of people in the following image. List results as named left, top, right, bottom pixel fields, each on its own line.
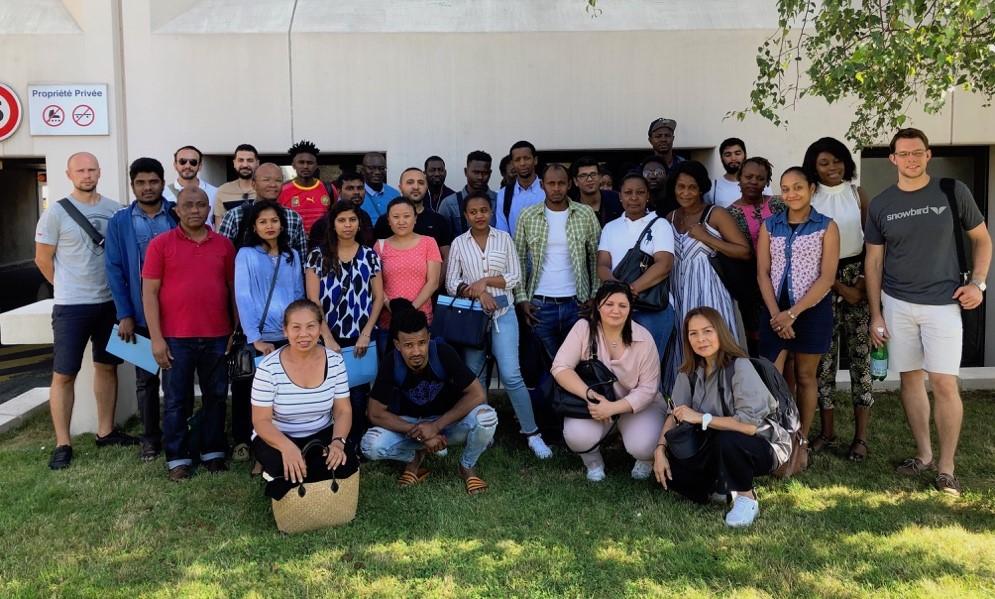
left=34, top=118, right=989, bottom=527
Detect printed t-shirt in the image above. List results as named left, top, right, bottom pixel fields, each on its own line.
left=370, top=342, right=476, bottom=417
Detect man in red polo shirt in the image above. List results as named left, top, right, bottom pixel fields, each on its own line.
left=278, top=139, right=337, bottom=234
left=143, top=186, right=236, bottom=481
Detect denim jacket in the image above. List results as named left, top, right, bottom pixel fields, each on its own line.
left=765, top=207, right=832, bottom=305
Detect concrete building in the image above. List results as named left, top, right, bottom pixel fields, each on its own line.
left=1, top=0, right=994, bottom=362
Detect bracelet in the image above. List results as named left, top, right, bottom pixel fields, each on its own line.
left=656, top=443, right=667, bottom=449
left=358, top=333, right=370, bottom=339
left=331, top=437, right=346, bottom=447
left=787, top=309, right=797, bottom=320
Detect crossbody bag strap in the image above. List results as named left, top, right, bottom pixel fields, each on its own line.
left=502, top=183, right=515, bottom=222
left=631, top=216, right=660, bottom=252
left=939, top=178, right=969, bottom=283
left=259, top=254, right=282, bottom=335
left=57, top=198, right=104, bottom=248
left=698, top=204, right=715, bottom=226
left=455, top=191, right=467, bottom=232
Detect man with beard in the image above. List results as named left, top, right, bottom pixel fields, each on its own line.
left=105, top=157, right=179, bottom=462
left=278, top=139, right=337, bottom=235
left=571, top=156, right=622, bottom=227
left=308, top=170, right=376, bottom=249
left=647, top=118, right=685, bottom=177
left=437, top=150, right=497, bottom=237
left=425, top=155, right=456, bottom=211
left=36, top=152, right=136, bottom=470
left=163, top=145, right=217, bottom=228
left=213, top=144, right=259, bottom=227
left=496, top=140, right=545, bottom=236
left=704, top=138, right=771, bottom=208
left=360, top=151, right=400, bottom=221
left=373, top=167, right=453, bottom=257
left=220, top=163, right=307, bottom=260
left=642, top=155, right=675, bottom=216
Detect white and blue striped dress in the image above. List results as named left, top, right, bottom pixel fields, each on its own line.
left=250, top=347, right=350, bottom=438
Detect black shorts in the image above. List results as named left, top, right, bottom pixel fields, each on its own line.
left=52, top=301, right=123, bottom=375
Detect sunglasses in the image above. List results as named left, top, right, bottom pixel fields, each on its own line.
left=177, top=158, right=199, bottom=167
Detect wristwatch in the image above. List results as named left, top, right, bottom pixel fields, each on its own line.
left=970, top=279, right=987, bottom=292
left=701, top=413, right=713, bottom=431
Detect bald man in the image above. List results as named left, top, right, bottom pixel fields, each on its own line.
left=35, top=152, right=137, bottom=470
left=218, top=163, right=307, bottom=258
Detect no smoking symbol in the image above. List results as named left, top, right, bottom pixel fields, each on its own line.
left=72, top=104, right=94, bottom=126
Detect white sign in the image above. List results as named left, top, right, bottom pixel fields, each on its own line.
left=28, top=84, right=109, bottom=136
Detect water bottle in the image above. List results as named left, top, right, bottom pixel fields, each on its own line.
left=870, top=327, right=888, bottom=381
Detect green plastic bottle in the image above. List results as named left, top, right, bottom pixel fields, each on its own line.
left=870, top=327, right=889, bottom=381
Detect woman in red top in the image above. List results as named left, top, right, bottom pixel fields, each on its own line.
left=374, top=197, right=442, bottom=330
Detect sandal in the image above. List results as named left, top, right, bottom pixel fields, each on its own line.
left=398, top=467, right=430, bottom=487
left=809, top=434, right=837, bottom=453
left=463, top=475, right=489, bottom=496
left=847, top=439, right=869, bottom=462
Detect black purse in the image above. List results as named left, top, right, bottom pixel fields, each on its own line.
left=228, top=254, right=282, bottom=381
left=612, top=216, right=669, bottom=312
left=431, top=296, right=491, bottom=349
left=552, top=325, right=619, bottom=420
left=665, top=367, right=731, bottom=460
left=699, top=206, right=750, bottom=303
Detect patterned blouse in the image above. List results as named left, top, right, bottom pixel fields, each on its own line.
left=765, top=207, right=832, bottom=306
left=727, top=195, right=785, bottom=251
left=305, top=245, right=381, bottom=343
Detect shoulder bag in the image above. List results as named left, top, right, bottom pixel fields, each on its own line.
left=431, top=295, right=492, bottom=349
left=551, top=324, right=619, bottom=420
left=228, top=254, right=282, bottom=381
left=664, top=367, right=731, bottom=461
left=700, top=205, right=749, bottom=302
left=611, top=216, right=669, bottom=312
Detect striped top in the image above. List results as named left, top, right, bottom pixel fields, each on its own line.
left=445, top=226, right=521, bottom=318
left=251, top=347, right=350, bottom=438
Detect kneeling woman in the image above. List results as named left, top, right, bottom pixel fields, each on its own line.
left=251, top=300, right=354, bottom=487
left=654, top=307, right=792, bottom=528
left=552, top=282, right=667, bottom=482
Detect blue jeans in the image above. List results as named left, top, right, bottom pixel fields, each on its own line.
left=531, top=297, right=579, bottom=362
left=162, top=337, right=229, bottom=470
left=360, top=404, right=498, bottom=469
left=463, top=309, right=538, bottom=434
left=633, top=306, right=675, bottom=363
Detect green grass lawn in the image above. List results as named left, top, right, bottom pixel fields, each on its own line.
left=1, top=391, right=994, bottom=598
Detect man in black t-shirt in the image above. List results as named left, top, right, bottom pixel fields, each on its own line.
left=361, top=306, right=497, bottom=494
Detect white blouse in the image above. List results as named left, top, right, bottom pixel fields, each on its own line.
left=811, top=182, right=863, bottom=259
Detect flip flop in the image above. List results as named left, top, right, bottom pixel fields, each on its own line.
left=398, top=467, right=430, bottom=487
left=464, top=475, right=489, bottom=496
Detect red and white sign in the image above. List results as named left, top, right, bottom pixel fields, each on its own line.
left=0, top=82, right=23, bottom=141
left=42, top=105, right=64, bottom=127
left=72, top=104, right=94, bottom=126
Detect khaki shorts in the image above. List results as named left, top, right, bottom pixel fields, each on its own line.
left=881, top=292, right=962, bottom=375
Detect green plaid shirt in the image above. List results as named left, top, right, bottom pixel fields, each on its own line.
left=513, top=201, right=602, bottom=303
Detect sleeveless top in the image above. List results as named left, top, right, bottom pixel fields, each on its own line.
left=765, top=207, right=832, bottom=305
left=811, top=182, right=862, bottom=259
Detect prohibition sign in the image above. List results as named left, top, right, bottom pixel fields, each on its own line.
left=0, top=83, right=23, bottom=141
left=43, top=105, right=65, bottom=127
left=72, top=104, right=95, bottom=127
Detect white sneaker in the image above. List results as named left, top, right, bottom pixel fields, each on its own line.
left=630, top=460, right=653, bottom=480
left=724, top=495, right=759, bottom=528
left=527, top=434, right=553, bottom=460
left=433, top=448, right=448, bottom=457
left=586, top=466, right=606, bottom=482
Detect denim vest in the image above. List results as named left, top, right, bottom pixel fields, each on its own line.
left=765, top=207, right=831, bottom=305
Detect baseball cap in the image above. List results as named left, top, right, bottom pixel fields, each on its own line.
left=648, top=118, right=677, bottom=135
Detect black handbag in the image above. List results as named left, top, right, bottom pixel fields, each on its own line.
left=227, top=254, right=282, bottom=381
left=612, top=216, right=669, bottom=312
left=664, top=366, right=731, bottom=460
left=431, top=296, right=491, bottom=349
left=552, top=325, right=619, bottom=420
left=699, top=206, right=750, bottom=303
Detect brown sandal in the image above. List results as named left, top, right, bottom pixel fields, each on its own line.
left=809, top=434, right=837, bottom=453
left=848, top=439, right=868, bottom=462
left=398, top=468, right=430, bottom=487
left=464, top=475, right=489, bottom=496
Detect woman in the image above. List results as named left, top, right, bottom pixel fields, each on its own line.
left=757, top=167, right=840, bottom=443
left=305, top=201, right=384, bottom=451
left=727, top=157, right=785, bottom=357
left=654, top=307, right=792, bottom=528
left=374, top=197, right=442, bottom=332
left=804, top=138, right=873, bottom=461
left=597, top=173, right=676, bottom=362
left=251, top=299, right=352, bottom=487
left=232, top=200, right=305, bottom=462
left=446, top=192, right=553, bottom=459
left=665, top=161, right=751, bottom=390
left=551, top=282, right=667, bottom=482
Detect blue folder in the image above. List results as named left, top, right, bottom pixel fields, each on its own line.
left=105, top=325, right=159, bottom=374
left=340, top=342, right=378, bottom=387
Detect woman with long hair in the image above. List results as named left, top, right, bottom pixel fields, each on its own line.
left=654, top=307, right=792, bottom=528
left=552, top=281, right=667, bottom=482
left=804, top=138, right=873, bottom=461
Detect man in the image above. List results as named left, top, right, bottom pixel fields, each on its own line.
left=278, top=139, right=336, bottom=235
left=360, top=305, right=498, bottom=494
left=143, top=187, right=236, bottom=481
left=424, top=155, right=456, bottom=211
left=703, top=138, right=771, bottom=208
left=437, top=150, right=497, bottom=237
left=105, top=157, right=178, bottom=462
left=647, top=118, right=685, bottom=176
left=219, top=163, right=307, bottom=257
left=162, top=145, right=218, bottom=227
left=373, top=167, right=453, bottom=257
left=865, top=128, right=991, bottom=497
left=571, top=156, right=622, bottom=226
left=599, top=166, right=614, bottom=192
left=360, top=151, right=400, bottom=221
left=35, top=152, right=136, bottom=470
left=496, top=140, right=545, bottom=236
left=642, top=155, right=675, bottom=216
left=499, top=154, right=515, bottom=189
left=308, top=170, right=376, bottom=249
left=514, top=163, right=601, bottom=360
left=213, top=143, right=259, bottom=227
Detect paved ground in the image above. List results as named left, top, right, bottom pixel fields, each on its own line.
left=0, top=344, right=51, bottom=406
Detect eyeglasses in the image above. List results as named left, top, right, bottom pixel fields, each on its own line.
left=643, top=168, right=665, bottom=177
left=177, top=158, right=199, bottom=166
left=575, top=172, right=599, bottom=180
left=893, top=150, right=927, bottom=159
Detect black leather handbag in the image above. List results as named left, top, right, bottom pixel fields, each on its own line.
left=432, top=296, right=491, bottom=349
left=552, top=325, right=619, bottom=419
left=665, top=365, right=732, bottom=460
left=612, top=217, right=669, bottom=312
left=227, top=255, right=281, bottom=381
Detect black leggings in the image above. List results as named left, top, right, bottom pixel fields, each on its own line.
left=667, top=430, right=774, bottom=503
left=252, top=425, right=334, bottom=480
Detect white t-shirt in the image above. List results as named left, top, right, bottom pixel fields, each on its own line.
left=164, top=178, right=218, bottom=226
left=535, top=208, right=576, bottom=297
left=598, top=212, right=676, bottom=270
left=705, top=176, right=773, bottom=208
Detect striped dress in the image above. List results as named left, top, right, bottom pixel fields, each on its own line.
left=250, top=347, right=350, bottom=438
